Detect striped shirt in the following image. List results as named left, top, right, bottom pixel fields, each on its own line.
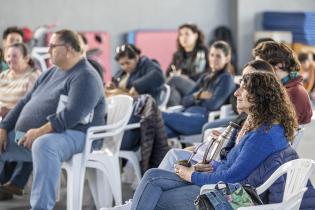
left=0, top=67, right=41, bottom=109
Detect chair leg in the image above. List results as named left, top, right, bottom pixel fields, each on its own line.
left=126, top=154, right=142, bottom=185
left=110, top=158, right=122, bottom=205
left=65, top=157, right=85, bottom=210
left=99, top=158, right=122, bottom=206
left=87, top=168, right=113, bottom=209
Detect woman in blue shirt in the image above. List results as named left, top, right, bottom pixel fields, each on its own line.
left=102, top=71, right=298, bottom=210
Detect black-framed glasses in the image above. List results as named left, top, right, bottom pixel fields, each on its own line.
left=48, top=43, right=66, bottom=49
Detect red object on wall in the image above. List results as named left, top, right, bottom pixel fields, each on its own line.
left=83, top=32, right=111, bottom=82
left=134, top=31, right=177, bottom=71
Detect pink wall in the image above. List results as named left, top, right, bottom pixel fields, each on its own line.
left=134, top=31, right=177, bottom=71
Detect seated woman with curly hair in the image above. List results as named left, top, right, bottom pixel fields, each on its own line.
left=102, top=71, right=298, bottom=210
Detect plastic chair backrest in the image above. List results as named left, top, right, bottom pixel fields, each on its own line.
left=158, top=84, right=171, bottom=110
left=256, top=159, right=315, bottom=203
left=291, top=126, right=304, bottom=150
left=31, top=47, right=50, bottom=71
left=87, top=95, right=133, bottom=155
left=219, top=104, right=234, bottom=119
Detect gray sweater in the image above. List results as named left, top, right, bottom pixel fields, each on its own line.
left=0, top=58, right=106, bottom=133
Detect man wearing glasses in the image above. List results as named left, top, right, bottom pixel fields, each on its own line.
left=0, top=29, right=106, bottom=210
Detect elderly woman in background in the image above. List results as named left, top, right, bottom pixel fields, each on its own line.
left=0, top=42, right=41, bottom=200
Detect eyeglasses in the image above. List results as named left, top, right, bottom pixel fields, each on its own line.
left=48, top=43, right=66, bottom=49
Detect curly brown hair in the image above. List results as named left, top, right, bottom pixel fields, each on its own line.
left=241, top=72, right=298, bottom=142
left=252, top=41, right=301, bottom=73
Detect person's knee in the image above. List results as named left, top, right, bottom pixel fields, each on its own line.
left=32, top=135, right=58, bottom=157
left=142, top=168, right=164, bottom=182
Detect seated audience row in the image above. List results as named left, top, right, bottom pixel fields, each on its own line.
left=104, top=69, right=315, bottom=210
left=0, top=29, right=106, bottom=210
left=0, top=27, right=39, bottom=201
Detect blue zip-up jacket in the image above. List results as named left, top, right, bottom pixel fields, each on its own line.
left=182, top=70, right=235, bottom=113
left=114, top=56, right=165, bottom=101
left=191, top=124, right=288, bottom=186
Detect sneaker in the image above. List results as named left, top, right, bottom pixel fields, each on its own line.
left=100, top=199, right=132, bottom=210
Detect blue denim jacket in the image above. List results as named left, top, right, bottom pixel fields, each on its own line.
left=182, top=70, right=235, bottom=112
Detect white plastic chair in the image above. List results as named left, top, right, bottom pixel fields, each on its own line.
left=158, top=84, right=171, bottom=111
left=31, top=47, right=50, bottom=71
left=200, top=158, right=315, bottom=210
left=61, top=95, right=133, bottom=210
left=119, top=84, right=172, bottom=188
left=291, top=126, right=305, bottom=150
left=208, top=104, right=236, bottom=122
left=119, top=123, right=142, bottom=188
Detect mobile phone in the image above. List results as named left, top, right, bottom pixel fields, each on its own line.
left=14, top=131, right=26, bottom=144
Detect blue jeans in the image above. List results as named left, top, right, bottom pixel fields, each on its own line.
left=162, top=109, right=207, bottom=138
left=131, top=168, right=200, bottom=210
left=167, top=76, right=195, bottom=106
left=0, top=130, right=85, bottom=210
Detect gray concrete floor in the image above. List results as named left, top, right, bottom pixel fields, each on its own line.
left=0, top=116, right=315, bottom=210
left=0, top=179, right=135, bottom=210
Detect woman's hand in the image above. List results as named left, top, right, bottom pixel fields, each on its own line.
left=169, top=69, right=182, bottom=77
left=210, top=129, right=222, bottom=139
left=175, top=164, right=194, bottom=183
left=129, top=87, right=139, bottom=97
left=105, top=82, right=116, bottom=90
left=198, top=91, right=212, bottom=100
left=0, top=106, right=10, bottom=117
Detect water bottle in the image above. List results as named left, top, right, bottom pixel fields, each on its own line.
left=202, top=121, right=240, bottom=163
left=219, top=122, right=241, bottom=160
